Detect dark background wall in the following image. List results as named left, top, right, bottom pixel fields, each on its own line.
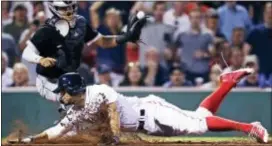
left=2, top=90, right=271, bottom=137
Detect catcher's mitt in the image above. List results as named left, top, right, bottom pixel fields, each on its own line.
left=116, top=11, right=147, bottom=44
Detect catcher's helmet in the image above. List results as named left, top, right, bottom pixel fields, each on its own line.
left=48, top=1, right=77, bottom=21
left=53, top=72, right=86, bottom=95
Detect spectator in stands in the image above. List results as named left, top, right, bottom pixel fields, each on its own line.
left=175, top=9, right=213, bottom=84
left=4, top=4, right=29, bottom=44
left=205, top=8, right=225, bottom=42
left=186, top=2, right=210, bottom=29
left=11, top=2, right=34, bottom=22
left=223, top=47, right=244, bottom=73
left=139, top=2, right=175, bottom=66
left=142, top=47, right=169, bottom=86
left=209, top=40, right=231, bottom=69
left=10, top=63, right=29, bottom=87
left=217, top=1, right=252, bottom=42
left=32, top=2, right=45, bottom=18
left=163, top=2, right=190, bottom=33
left=78, top=1, right=92, bottom=24
left=96, top=64, right=112, bottom=86
left=2, top=52, right=13, bottom=88
left=186, top=2, right=210, bottom=14
left=163, top=67, right=192, bottom=87
left=247, top=2, right=272, bottom=77
left=201, top=64, right=222, bottom=88
left=2, top=1, right=12, bottom=27
left=231, top=27, right=251, bottom=56
left=91, top=2, right=125, bottom=85
left=237, top=55, right=269, bottom=88
left=120, top=62, right=145, bottom=87
left=2, top=32, right=20, bottom=67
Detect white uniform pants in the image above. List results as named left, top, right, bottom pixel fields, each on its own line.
left=140, top=95, right=212, bottom=136
left=36, top=75, right=60, bottom=102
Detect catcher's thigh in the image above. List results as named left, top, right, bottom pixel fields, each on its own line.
left=36, top=75, right=60, bottom=102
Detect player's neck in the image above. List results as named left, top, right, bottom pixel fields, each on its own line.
left=74, top=94, right=86, bottom=108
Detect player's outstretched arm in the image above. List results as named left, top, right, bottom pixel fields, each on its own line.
left=94, top=35, right=119, bottom=49
left=8, top=113, right=74, bottom=144
left=108, top=102, right=121, bottom=144
left=92, top=12, right=147, bottom=49
left=7, top=124, right=63, bottom=144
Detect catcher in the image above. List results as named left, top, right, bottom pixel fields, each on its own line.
left=9, top=68, right=268, bottom=144
left=22, top=1, right=147, bottom=112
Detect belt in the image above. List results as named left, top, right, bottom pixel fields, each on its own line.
left=137, top=109, right=145, bottom=131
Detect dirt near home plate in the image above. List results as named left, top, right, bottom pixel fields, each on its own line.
left=2, top=133, right=272, bottom=146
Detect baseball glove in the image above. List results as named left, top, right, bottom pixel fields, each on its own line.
left=116, top=11, right=147, bottom=44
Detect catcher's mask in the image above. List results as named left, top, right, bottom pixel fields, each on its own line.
left=48, top=1, right=77, bottom=22
left=53, top=72, right=86, bottom=96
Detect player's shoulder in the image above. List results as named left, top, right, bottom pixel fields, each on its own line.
left=34, top=24, right=57, bottom=37
left=75, top=15, right=87, bottom=23
left=85, top=84, right=114, bottom=102
left=86, top=84, right=117, bottom=98
left=87, top=84, right=113, bottom=93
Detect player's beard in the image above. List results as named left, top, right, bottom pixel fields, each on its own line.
left=73, top=95, right=85, bottom=108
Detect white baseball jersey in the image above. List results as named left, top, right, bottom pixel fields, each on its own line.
left=44, top=84, right=141, bottom=139
left=44, top=84, right=211, bottom=139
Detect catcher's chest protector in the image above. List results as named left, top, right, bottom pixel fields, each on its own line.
left=46, top=15, right=87, bottom=69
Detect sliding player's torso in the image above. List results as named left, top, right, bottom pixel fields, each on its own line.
left=64, top=85, right=142, bottom=132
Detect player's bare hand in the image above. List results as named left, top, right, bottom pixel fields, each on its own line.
left=39, top=57, right=56, bottom=67
left=7, top=136, right=32, bottom=144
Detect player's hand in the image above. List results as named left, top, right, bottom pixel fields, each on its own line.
left=21, top=136, right=33, bottom=143
left=7, top=136, right=33, bottom=144
left=39, top=57, right=56, bottom=67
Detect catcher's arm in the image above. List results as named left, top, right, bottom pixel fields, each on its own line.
left=93, top=11, right=147, bottom=49
left=94, top=35, right=119, bottom=49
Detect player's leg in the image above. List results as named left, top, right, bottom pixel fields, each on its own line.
left=205, top=116, right=269, bottom=143
left=142, top=96, right=209, bottom=136
left=194, top=69, right=268, bottom=143
left=197, top=68, right=254, bottom=114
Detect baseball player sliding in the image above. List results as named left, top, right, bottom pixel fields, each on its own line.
left=8, top=68, right=268, bottom=144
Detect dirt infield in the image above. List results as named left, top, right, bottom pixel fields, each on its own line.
left=3, top=136, right=272, bottom=146
left=2, top=142, right=272, bottom=146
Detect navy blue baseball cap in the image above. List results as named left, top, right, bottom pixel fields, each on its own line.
left=53, top=72, right=86, bottom=95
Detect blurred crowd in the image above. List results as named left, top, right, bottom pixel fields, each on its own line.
left=2, top=1, right=272, bottom=89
